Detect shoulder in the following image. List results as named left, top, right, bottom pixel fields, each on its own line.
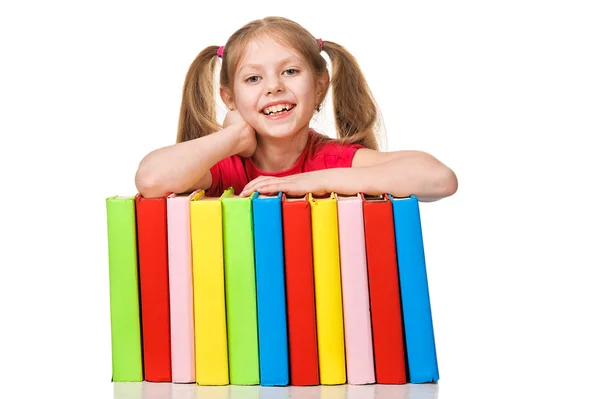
left=307, top=130, right=365, bottom=169
left=307, top=129, right=404, bottom=168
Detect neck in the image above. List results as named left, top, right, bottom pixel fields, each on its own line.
left=251, top=126, right=311, bottom=172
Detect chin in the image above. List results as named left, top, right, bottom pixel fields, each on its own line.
left=256, top=126, right=298, bottom=140
left=255, top=118, right=306, bottom=140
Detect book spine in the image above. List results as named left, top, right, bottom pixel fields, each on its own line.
left=190, top=200, right=229, bottom=385
left=135, top=195, right=172, bottom=382
left=106, top=197, right=143, bottom=382
left=391, top=195, right=439, bottom=383
left=252, top=195, right=289, bottom=386
left=282, top=199, right=320, bottom=386
left=190, top=199, right=229, bottom=385
left=363, top=199, right=407, bottom=384
left=222, top=196, right=260, bottom=385
left=310, top=195, right=346, bottom=384
left=166, top=196, right=195, bottom=383
left=337, top=198, right=375, bottom=384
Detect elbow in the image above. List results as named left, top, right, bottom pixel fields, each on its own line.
left=436, top=166, right=458, bottom=198
left=413, top=166, right=457, bottom=202
left=420, top=151, right=458, bottom=199
left=135, top=165, right=170, bottom=198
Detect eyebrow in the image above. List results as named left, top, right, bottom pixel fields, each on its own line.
left=238, top=57, right=301, bottom=73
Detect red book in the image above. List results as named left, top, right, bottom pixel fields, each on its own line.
left=135, top=194, right=172, bottom=382
left=362, top=194, right=407, bottom=384
left=281, top=194, right=319, bottom=386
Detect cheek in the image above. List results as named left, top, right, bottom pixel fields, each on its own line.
left=239, top=108, right=259, bottom=127
left=234, top=88, right=258, bottom=113
left=295, top=82, right=317, bottom=105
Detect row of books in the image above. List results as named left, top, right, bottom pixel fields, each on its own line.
left=106, top=188, right=439, bottom=386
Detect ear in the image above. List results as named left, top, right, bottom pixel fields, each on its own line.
left=315, top=69, right=330, bottom=103
left=219, top=86, right=236, bottom=110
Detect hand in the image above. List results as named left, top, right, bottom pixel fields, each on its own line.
left=223, top=110, right=256, bottom=157
left=239, top=171, right=330, bottom=197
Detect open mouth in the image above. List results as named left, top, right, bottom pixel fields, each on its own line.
left=261, top=103, right=296, bottom=117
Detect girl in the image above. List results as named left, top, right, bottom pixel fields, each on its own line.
left=135, top=16, right=458, bottom=201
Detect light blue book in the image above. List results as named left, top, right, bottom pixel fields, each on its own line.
left=252, top=192, right=290, bottom=386
left=389, top=194, right=439, bottom=383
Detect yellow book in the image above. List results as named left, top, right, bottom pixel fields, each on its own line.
left=190, top=190, right=229, bottom=385
left=309, top=192, right=347, bottom=384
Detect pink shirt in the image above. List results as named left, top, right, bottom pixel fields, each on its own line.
left=206, top=130, right=364, bottom=197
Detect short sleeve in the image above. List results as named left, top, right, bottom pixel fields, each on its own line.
left=322, top=142, right=365, bottom=169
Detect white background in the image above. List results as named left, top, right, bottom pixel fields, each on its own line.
left=1, top=1, right=599, bottom=398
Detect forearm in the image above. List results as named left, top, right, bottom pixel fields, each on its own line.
left=324, top=154, right=458, bottom=201
left=135, top=125, right=245, bottom=197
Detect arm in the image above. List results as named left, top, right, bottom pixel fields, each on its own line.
left=134, top=123, right=254, bottom=198
left=240, top=149, right=458, bottom=202
left=327, top=148, right=458, bottom=201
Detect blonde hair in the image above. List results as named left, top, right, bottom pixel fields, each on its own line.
left=176, top=16, right=383, bottom=151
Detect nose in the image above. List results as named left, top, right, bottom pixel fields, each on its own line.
left=265, top=75, right=283, bottom=95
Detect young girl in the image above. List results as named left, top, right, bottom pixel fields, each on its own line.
left=135, top=16, right=458, bottom=201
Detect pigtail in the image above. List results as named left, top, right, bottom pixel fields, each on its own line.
left=176, top=46, right=222, bottom=143
left=321, top=41, right=383, bottom=151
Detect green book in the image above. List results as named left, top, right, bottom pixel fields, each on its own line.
left=106, top=195, right=143, bottom=382
left=221, top=188, right=260, bottom=385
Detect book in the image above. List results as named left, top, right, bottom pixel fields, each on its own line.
left=362, top=194, right=407, bottom=384
left=190, top=190, right=229, bottom=385
left=221, top=188, right=260, bottom=385
left=390, top=194, right=439, bottom=383
left=308, top=192, right=346, bottom=385
left=252, top=192, right=289, bottom=386
left=335, top=194, right=375, bottom=385
left=106, top=195, right=143, bottom=382
left=135, top=193, right=172, bottom=382
left=166, top=192, right=196, bottom=383
left=281, top=194, right=320, bottom=386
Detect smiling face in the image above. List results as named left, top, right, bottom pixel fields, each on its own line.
left=221, top=36, right=327, bottom=140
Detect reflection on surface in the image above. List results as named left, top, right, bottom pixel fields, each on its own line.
left=114, top=382, right=439, bottom=399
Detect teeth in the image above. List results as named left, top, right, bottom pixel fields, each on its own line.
left=263, top=104, right=294, bottom=115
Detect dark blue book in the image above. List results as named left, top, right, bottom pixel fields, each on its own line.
left=252, top=192, right=290, bottom=386
left=389, top=194, right=439, bottom=383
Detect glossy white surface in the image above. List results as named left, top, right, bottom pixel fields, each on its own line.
left=113, top=383, right=440, bottom=399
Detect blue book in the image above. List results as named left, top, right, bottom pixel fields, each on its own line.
left=252, top=192, right=290, bottom=386
left=389, top=194, right=439, bottom=383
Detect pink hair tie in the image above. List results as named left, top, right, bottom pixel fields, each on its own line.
left=317, top=38, right=323, bottom=51
left=217, top=46, right=224, bottom=58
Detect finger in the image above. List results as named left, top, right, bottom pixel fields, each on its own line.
left=242, top=177, right=279, bottom=195
left=244, top=176, right=273, bottom=191
left=253, top=182, right=291, bottom=196
left=248, top=175, right=273, bottom=184
left=240, top=183, right=259, bottom=196
left=239, top=184, right=264, bottom=197
left=257, top=179, right=310, bottom=197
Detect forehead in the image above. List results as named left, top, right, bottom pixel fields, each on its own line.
left=237, top=37, right=305, bottom=72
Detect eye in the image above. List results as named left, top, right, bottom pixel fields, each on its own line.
left=245, top=76, right=260, bottom=83
left=283, top=69, right=298, bottom=76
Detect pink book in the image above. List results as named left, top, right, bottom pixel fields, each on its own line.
left=335, top=193, right=375, bottom=384
left=166, top=192, right=196, bottom=383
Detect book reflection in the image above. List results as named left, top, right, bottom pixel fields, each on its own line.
left=113, top=382, right=439, bottom=399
